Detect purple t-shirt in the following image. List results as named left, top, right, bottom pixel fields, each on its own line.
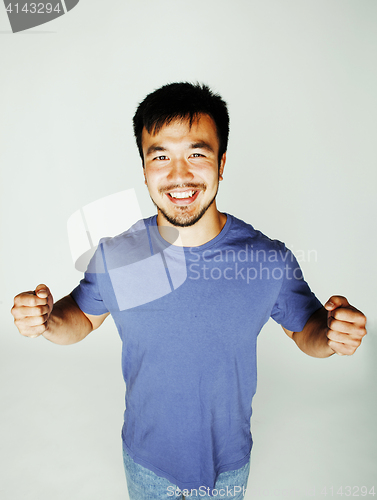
left=71, top=214, right=322, bottom=492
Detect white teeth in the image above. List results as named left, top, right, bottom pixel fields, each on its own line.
left=169, top=191, right=195, bottom=199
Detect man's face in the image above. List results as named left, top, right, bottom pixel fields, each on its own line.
left=142, top=114, right=226, bottom=227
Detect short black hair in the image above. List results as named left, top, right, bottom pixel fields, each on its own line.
left=133, top=82, right=229, bottom=166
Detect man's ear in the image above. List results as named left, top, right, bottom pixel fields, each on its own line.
left=219, top=152, right=226, bottom=181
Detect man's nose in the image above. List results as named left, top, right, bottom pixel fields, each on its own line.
left=167, top=158, right=194, bottom=183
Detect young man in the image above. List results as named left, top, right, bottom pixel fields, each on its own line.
left=12, top=83, right=367, bottom=500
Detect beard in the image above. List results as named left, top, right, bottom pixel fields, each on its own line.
left=150, top=181, right=219, bottom=227
left=157, top=193, right=217, bottom=227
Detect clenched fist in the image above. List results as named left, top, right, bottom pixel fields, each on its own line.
left=11, top=284, right=54, bottom=339
left=325, top=295, right=367, bottom=356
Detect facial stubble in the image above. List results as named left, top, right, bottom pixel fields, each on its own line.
left=149, top=180, right=220, bottom=228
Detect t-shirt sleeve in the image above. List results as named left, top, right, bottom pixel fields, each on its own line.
left=70, top=243, right=109, bottom=316
left=270, top=247, right=322, bottom=332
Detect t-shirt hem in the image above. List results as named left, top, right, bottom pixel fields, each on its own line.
left=122, top=440, right=251, bottom=492
left=215, top=450, right=251, bottom=475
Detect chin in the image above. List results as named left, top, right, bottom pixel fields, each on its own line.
left=160, top=211, right=203, bottom=227
left=158, top=197, right=216, bottom=228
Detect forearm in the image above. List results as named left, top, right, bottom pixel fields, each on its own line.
left=292, top=307, right=335, bottom=358
left=42, top=294, right=93, bottom=345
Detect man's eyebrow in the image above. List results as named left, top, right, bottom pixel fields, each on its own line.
left=189, top=142, right=215, bottom=153
left=146, top=145, right=167, bottom=156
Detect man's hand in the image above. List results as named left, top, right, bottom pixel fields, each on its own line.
left=11, top=284, right=54, bottom=339
left=324, top=295, right=367, bottom=356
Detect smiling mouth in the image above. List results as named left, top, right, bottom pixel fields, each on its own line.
left=165, top=189, right=201, bottom=205
left=169, top=190, right=196, bottom=199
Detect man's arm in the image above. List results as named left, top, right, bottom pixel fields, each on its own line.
left=282, top=295, right=367, bottom=358
left=12, top=284, right=109, bottom=345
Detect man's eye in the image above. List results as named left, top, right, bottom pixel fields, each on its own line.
left=191, top=153, right=204, bottom=158
left=155, top=156, right=168, bottom=161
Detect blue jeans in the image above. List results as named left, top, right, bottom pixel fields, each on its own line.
left=122, top=446, right=250, bottom=500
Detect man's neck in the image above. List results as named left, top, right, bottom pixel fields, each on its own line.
left=156, top=206, right=227, bottom=247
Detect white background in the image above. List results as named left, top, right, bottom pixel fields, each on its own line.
left=1, top=1, right=376, bottom=499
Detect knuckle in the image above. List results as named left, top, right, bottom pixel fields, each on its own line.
left=37, top=305, right=45, bottom=315
left=17, top=293, right=30, bottom=306
left=34, top=315, right=45, bottom=326
left=15, top=317, right=26, bottom=330
left=328, top=317, right=336, bottom=329
left=38, top=314, right=49, bottom=325
left=327, top=329, right=336, bottom=341
left=348, top=337, right=359, bottom=348
left=356, top=327, right=366, bottom=338
left=18, top=327, right=29, bottom=337
left=13, top=294, right=22, bottom=306
left=328, top=332, right=336, bottom=342
left=34, top=306, right=44, bottom=317
left=38, top=324, right=47, bottom=335
left=331, top=309, right=339, bottom=319
left=27, top=325, right=45, bottom=337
